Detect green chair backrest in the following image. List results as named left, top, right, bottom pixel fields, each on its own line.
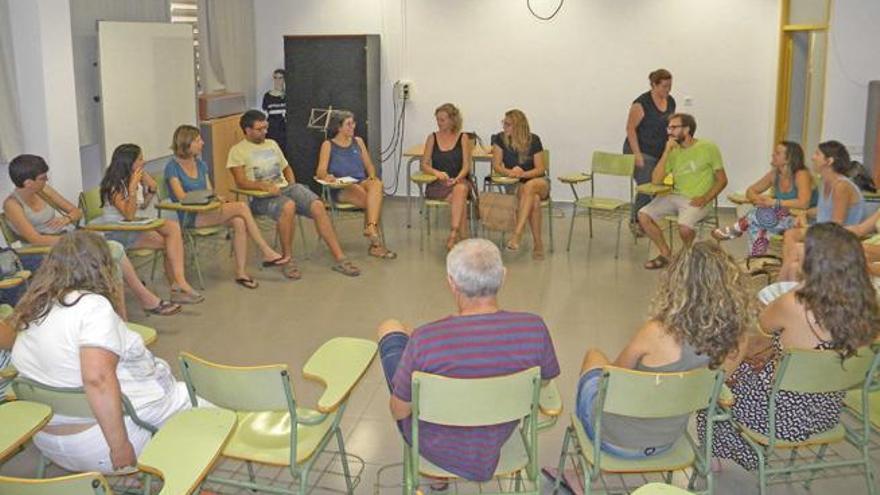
left=591, top=151, right=636, bottom=177
left=777, top=347, right=875, bottom=394
left=179, top=352, right=294, bottom=412
left=542, top=149, right=550, bottom=173
left=412, top=366, right=540, bottom=426
left=0, top=304, right=11, bottom=319
left=11, top=376, right=156, bottom=434
left=0, top=214, right=21, bottom=246
left=0, top=472, right=112, bottom=495
left=80, top=187, right=103, bottom=223
left=601, top=366, right=722, bottom=418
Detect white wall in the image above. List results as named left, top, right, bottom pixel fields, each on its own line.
left=6, top=0, right=82, bottom=201
left=822, top=0, right=880, bottom=158
left=254, top=0, right=780, bottom=203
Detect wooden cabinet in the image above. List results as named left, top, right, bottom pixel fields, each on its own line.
left=200, top=113, right=243, bottom=197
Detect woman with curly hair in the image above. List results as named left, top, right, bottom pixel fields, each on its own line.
left=574, top=241, right=754, bottom=458
left=702, top=222, right=880, bottom=471
left=9, top=231, right=193, bottom=473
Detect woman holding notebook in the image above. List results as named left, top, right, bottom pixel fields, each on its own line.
left=316, top=110, right=396, bottom=259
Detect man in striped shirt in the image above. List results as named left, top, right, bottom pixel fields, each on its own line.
left=377, top=238, right=560, bottom=482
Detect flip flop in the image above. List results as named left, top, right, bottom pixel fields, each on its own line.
left=261, top=256, right=288, bottom=267
left=711, top=226, right=742, bottom=241
left=234, top=277, right=259, bottom=289
left=170, top=288, right=205, bottom=304
left=644, top=255, right=669, bottom=270
left=143, top=299, right=182, bottom=316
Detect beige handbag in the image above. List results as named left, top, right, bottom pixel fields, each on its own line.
left=478, top=192, right=517, bottom=232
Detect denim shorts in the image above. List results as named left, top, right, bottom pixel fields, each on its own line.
left=378, top=332, right=410, bottom=392
left=575, top=369, right=673, bottom=459
left=250, top=184, right=319, bottom=220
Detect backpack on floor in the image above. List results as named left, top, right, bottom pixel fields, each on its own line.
left=477, top=192, right=517, bottom=233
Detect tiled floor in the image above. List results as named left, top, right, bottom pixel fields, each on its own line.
left=2, top=198, right=878, bottom=494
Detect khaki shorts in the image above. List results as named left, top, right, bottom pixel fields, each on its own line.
left=640, top=194, right=709, bottom=229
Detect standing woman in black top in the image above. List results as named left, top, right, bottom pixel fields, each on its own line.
left=421, top=103, right=473, bottom=250
left=624, top=69, right=676, bottom=235
left=262, top=69, right=288, bottom=158
left=491, top=109, right=548, bottom=259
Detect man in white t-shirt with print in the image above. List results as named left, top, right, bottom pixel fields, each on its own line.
left=227, top=110, right=360, bottom=277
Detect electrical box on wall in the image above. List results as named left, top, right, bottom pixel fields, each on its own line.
left=395, top=80, right=413, bottom=100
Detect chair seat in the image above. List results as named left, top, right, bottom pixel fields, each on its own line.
left=558, top=173, right=592, bottom=184
left=571, top=414, right=695, bottom=473
left=411, top=173, right=438, bottom=184
left=844, top=389, right=880, bottom=429
left=737, top=422, right=845, bottom=448
left=222, top=408, right=337, bottom=466
left=188, top=226, right=225, bottom=237
left=126, top=323, right=158, bottom=346
left=576, top=197, right=627, bottom=211
left=128, top=248, right=162, bottom=258
left=417, top=428, right=529, bottom=478
left=425, top=199, right=450, bottom=207
left=333, top=202, right=360, bottom=211
left=0, top=271, right=30, bottom=290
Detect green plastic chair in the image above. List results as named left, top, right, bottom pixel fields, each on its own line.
left=154, top=172, right=226, bottom=290
left=178, top=336, right=377, bottom=494
left=0, top=471, right=113, bottom=495
left=0, top=213, right=51, bottom=257
left=402, top=366, right=542, bottom=495
left=732, top=347, right=878, bottom=495
left=561, top=151, right=635, bottom=258
left=553, top=366, right=726, bottom=495
left=11, top=376, right=157, bottom=478
left=78, top=187, right=162, bottom=281
left=317, top=179, right=387, bottom=248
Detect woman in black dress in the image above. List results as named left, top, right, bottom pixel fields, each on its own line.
left=624, top=69, right=675, bottom=235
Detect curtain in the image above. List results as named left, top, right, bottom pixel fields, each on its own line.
left=0, top=0, right=22, bottom=163
left=201, top=0, right=255, bottom=107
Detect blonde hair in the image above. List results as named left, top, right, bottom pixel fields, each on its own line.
left=435, top=103, right=462, bottom=133
left=171, top=124, right=201, bottom=158
left=10, top=231, right=121, bottom=332
left=650, top=242, right=755, bottom=368
left=503, top=109, right=532, bottom=161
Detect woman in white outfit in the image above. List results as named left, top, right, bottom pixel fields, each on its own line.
left=9, top=231, right=192, bottom=473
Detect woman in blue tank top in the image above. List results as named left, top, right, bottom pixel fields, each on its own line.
left=316, top=110, right=396, bottom=259
left=779, top=141, right=866, bottom=280
left=712, top=141, right=815, bottom=256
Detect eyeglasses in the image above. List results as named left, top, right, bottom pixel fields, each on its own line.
left=273, top=76, right=284, bottom=80
left=667, top=125, right=685, bottom=131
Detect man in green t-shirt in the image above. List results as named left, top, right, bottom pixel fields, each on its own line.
left=638, top=113, right=727, bottom=269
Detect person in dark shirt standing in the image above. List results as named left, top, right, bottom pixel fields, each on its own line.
left=262, top=68, right=288, bottom=159
left=625, top=69, right=676, bottom=236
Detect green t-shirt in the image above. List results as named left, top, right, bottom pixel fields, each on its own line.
left=666, top=140, right=724, bottom=199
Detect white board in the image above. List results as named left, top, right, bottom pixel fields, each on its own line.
left=98, top=21, right=196, bottom=165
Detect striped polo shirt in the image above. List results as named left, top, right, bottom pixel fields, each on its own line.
left=391, top=311, right=560, bottom=481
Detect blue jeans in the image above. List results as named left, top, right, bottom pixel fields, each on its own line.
left=631, top=154, right=659, bottom=223
left=575, top=369, right=673, bottom=459
left=378, top=332, right=410, bottom=392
